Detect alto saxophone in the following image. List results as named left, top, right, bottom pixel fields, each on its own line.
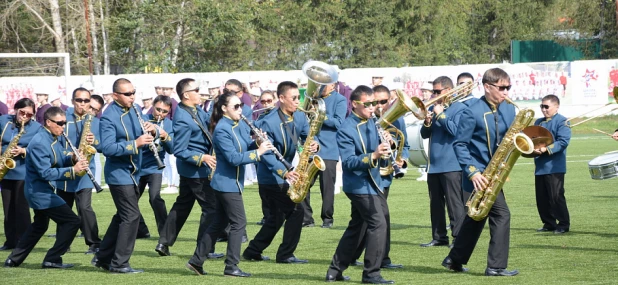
left=76, top=114, right=97, bottom=176
left=0, top=121, right=25, bottom=181
left=466, top=98, right=535, bottom=221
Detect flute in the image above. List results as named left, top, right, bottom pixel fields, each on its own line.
left=240, top=114, right=293, bottom=171
left=62, top=132, right=103, bottom=193
left=132, top=104, right=165, bottom=170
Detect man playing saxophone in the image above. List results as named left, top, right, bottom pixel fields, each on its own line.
left=442, top=68, right=519, bottom=276
left=243, top=81, right=318, bottom=264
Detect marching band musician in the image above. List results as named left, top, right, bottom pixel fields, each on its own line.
left=4, top=107, right=88, bottom=269
left=149, top=83, right=178, bottom=120
left=56, top=87, right=102, bottom=255
left=255, top=89, right=278, bottom=225
left=155, top=79, right=222, bottom=259
left=533, top=95, right=571, bottom=234
left=186, top=91, right=274, bottom=277
left=0, top=98, right=42, bottom=251
left=243, top=81, right=317, bottom=264
left=325, top=86, right=394, bottom=284
left=302, top=81, right=347, bottom=229
left=136, top=95, right=174, bottom=237
left=420, top=76, right=467, bottom=248
left=442, top=68, right=519, bottom=276
left=92, top=78, right=158, bottom=274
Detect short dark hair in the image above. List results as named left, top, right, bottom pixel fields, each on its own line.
left=350, top=85, right=373, bottom=102
left=44, top=106, right=65, bottom=122
left=225, top=79, right=243, bottom=90
left=176, top=78, right=195, bottom=97
left=14, top=98, right=36, bottom=113
left=457, top=72, right=474, bottom=82
left=433, top=76, right=454, bottom=89
left=482, top=68, right=510, bottom=85
left=72, top=87, right=91, bottom=100
left=372, top=85, right=390, bottom=94
left=153, top=95, right=172, bottom=107
left=112, top=78, right=132, bottom=93
left=542, top=94, right=560, bottom=105
left=277, top=81, right=298, bottom=97
left=90, top=94, right=104, bottom=106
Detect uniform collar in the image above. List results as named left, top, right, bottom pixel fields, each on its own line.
left=72, top=111, right=87, bottom=121
left=543, top=112, right=558, bottom=122
left=113, top=100, right=130, bottom=112
left=351, top=111, right=368, bottom=123
left=481, top=96, right=497, bottom=112
left=180, top=101, right=198, bottom=112
left=43, top=127, right=58, bottom=139
left=222, top=115, right=238, bottom=126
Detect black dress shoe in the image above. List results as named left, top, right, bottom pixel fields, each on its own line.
left=186, top=262, right=207, bottom=275
left=381, top=263, right=403, bottom=269
left=224, top=268, right=251, bottom=277
left=4, top=258, right=18, bottom=268
left=155, top=244, right=171, bottom=256
left=91, top=256, right=110, bottom=270
left=350, top=260, right=363, bottom=266
left=136, top=233, right=151, bottom=239
left=109, top=266, right=144, bottom=274
left=554, top=228, right=569, bottom=234
left=277, top=256, right=308, bottom=264
left=485, top=267, right=519, bottom=276
left=302, top=222, right=315, bottom=227
left=361, top=276, right=395, bottom=284
left=537, top=227, right=555, bottom=232
left=85, top=245, right=99, bottom=255
left=420, top=240, right=448, bottom=247
left=326, top=273, right=351, bottom=282
left=242, top=253, right=270, bottom=261
left=256, top=219, right=265, bottom=225
left=321, top=222, right=333, bottom=228
left=207, top=252, right=224, bottom=259
left=0, top=245, right=14, bottom=251
left=42, top=262, right=74, bottom=269
left=441, top=257, right=468, bottom=272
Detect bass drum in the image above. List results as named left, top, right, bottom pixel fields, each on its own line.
left=588, top=151, right=618, bottom=180
left=405, top=116, right=429, bottom=168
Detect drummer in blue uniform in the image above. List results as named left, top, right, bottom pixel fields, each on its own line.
left=4, top=106, right=88, bottom=268
left=532, top=94, right=571, bottom=234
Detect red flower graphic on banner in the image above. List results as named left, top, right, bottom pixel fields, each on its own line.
left=582, top=69, right=598, bottom=88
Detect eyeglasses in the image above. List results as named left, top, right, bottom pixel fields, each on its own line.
left=18, top=109, right=34, bottom=118
left=540, top=104, right=550, bottom=109
left=184, top=88, right=199, bottom=94
left=116, top=91, right=136, bottom=97
left=488, top=83, right=512, bottom=91
left=433, top=88, right=446, bottom=94
left=376, top=99, right=389, bottom=105
left=155, top=107, right=170, bottom=114
left=354, top=100, right=378, bottom=107
left=260, top=99, right=273, bottom=104
left=48, top=119, right=67, bottom=127
left=74, top=98, right=91, bottom=104
left=90, top=106, right=100, bottom=113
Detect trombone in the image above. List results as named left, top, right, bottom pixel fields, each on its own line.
left=565, top=87, right=618, bottom=128
left=409, top=81, right=477, bottom=120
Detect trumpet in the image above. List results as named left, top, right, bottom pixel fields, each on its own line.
left=132, top=104, right=165, bottom=170
left=409, top=81, right=477, bottom=120
left=62, top=132, right=103, bottom=193
left=565, top=87, right=618, bottom=128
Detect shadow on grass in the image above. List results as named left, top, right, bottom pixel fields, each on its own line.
left=515, top=244, right=618, bottom=253
left=510, top=227, right=618, bottom=238
left=591, top=195, right=618, bottom=199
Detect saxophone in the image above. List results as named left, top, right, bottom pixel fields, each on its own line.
left=466, top=98, right=535, bottom=221
left=76, top=114, right=97, bottom=176
left=287, top=99, right=327, bottom=203
left=0, top=121, right=26, bottom=181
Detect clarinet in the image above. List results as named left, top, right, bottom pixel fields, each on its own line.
left=61, top=132, right=104, bottom=193
left=371, top=114, right=404, bottom=179
left=240, top=114, right=293, bottom=171
left=133, top=104, right=165, bottom=170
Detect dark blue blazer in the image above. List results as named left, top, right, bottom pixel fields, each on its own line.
left=173, top=103, right=213, bottom=179
left=315, top=92, right=347, bottom=161
left=382, top=116, right=410, bottom=187
left=25, top=128, right=76, bottom=210
left=59, top=111, right=101, bottom=192
left=0, top=115, right=42, bottom=180
left=255, top=108, right=309, bottom=185
left=141, top=114, right=174, bottom=176
left=211, top=116, right=259, bottom=193
left=453, top=97, right=516, bottom=193
left=534, top=113, right=571, bottom=175
left=337, top=112, right=384, bottom=195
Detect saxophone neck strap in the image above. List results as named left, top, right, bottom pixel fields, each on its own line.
left=277, top=108, right=298, bottom=152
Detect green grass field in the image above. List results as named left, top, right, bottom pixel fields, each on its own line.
left=1, top=128, right=618, bottom=284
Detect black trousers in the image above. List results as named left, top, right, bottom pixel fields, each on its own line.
left=190, top=191, right=246, bottom=269
left=258, top=186, right=271, bottom=221
left=158, top=176, right=216, bottom=248
left=57, top=188, right=101, bottom=247
left=448, top=191, right=510, bottom=269
left=352, top=187, right=392, bottom=266
left=535, top=173, right=570, bottom=230
left=327, top=193, right=388, bottom=279
left=302, top=159, right=337, bottom=224
left=137, top=173, right=168, bottom=235
left=8, top=204, right=80, bottom=265
left=96, top=184, right=141, bottom=269
left=1, top=179, right=30, bottom=248
left=426, top=172, right=466, bottom=240
left=244, top=184, right=304, bottom=261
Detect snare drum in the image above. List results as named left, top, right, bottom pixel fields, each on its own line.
left=588, top=152, right=618, bottom=180
left=406, top=118, right=429, bottom=168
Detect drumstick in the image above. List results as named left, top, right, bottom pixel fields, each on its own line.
left=593, top=128, right=613, bottom=137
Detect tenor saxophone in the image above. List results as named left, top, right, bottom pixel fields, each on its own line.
left=76, top=114, right=97, bottom=176
left=0, top=121, right=25, bottom=182
left=466, top=98, right=535, bottom=221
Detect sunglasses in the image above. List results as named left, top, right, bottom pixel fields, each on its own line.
left=432, top=88, right=446, bottom=94
left=227, top=89, right=242, bottom=95
left=227, top=103, right=243, bottom=110
left=540, top=104, right=550, bottom=109
left=74, top=98, right=91, bottom=104
left=354, top=100, right=378, bottom=107
left=376, top=99, right=389, bottom=105
left=184, top=88, right=200, bottom=94
left=155, top=107, right=170, bottom=114
left=488, top=83, right=512, bottom=91
left=116, top=91, right=136, bottom=97
left=260, top=99, right=273, bottom=104
left=48, top=118, right=67, bottom=127
left=18, top=109, right=34, bottom=119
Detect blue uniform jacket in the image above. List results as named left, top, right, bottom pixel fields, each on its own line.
left=315, top=92, right=347, bottom=161
left=100, top=102, right=153, bottom=186
left=337, top=112, right=384, bottom=195
left=453, top=97, right=516, bottom=193
left=141, top=114, right=174, bottom=176
left=420, top=100, right=468, bottom=174
left=211, top=116, right=259, bottom=193
left=0, top=115, right=42, bottom=180
left=58, top=111, right=101, bottom=192
left=25, top=128, right=77, bottom=210
left=255, top=108, right=309, bottom=185
left=534, top=113, right=571, bottom=175
left=173, top=103, right=213, bottom=179
left=382, top=116, right=410, bottom=187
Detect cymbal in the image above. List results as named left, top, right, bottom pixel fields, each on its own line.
left=521, top=126, right=554, bottom=158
